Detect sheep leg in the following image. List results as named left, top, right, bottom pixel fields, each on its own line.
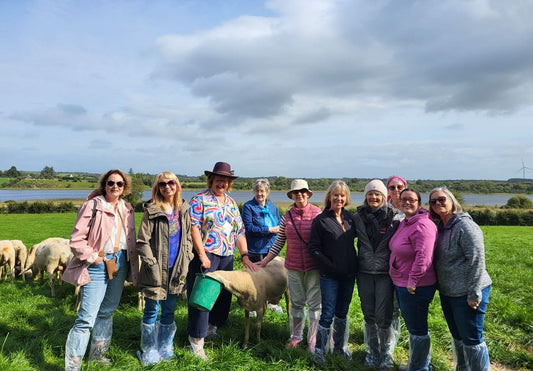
left=256, top=307, right=266, bottom=343
left=284, top=289, right=291, bottom=324
left=48, top=269, right=56, bottom=297
left=243, top=310, right=250, bottom=348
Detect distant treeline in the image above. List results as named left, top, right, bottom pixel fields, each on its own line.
left=2, top=166, right=533, bottom=194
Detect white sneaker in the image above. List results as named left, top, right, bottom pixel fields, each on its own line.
left=267, top=303, right=283, bottom=313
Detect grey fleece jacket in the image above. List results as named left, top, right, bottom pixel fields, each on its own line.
left=434, top=212, right=492, bottom=302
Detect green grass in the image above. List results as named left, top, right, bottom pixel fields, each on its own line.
left=0, top=215, right=531, bottom=370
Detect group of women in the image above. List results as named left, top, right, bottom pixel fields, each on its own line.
left=62, top=165, right=491, bottom=371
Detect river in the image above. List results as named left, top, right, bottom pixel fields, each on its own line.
left=1, top=189, right=532, bottom=206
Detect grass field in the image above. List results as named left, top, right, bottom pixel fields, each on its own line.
left=0, top=213, right=531, bottom=370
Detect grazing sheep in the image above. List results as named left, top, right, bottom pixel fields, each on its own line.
left=207, top=256, right=290, bottom=348
left=23, top=237, right=72, bottom=296
left=0, top=240, right=16, bottom=280
left=10, top=240, right=28, bottom=281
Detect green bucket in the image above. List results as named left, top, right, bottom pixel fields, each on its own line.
left=189, top=273, right=224, bottom=311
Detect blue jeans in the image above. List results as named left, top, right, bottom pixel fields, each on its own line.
left=186, top=252, right=233, bottom=338
left=65, top=250, right=129, bottom=357
left=318, top=275, right=356, bottom=328
left=143, top=294, right=178, bottom=325
left=440, top=285, right=491, bottom=346
left=396, top=284, right=436, bottom=336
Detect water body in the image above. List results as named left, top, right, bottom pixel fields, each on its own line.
left=1, top=189, right=532, bottom=206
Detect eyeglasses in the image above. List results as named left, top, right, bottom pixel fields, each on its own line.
left=400, top=197, right=418, bottom=204
left=429, top=196, right=447, bottom=205
left=388, top=185, right=404, bottom=191
left=158, top=180, right=177, bottom=188
left=106, top=180, right=124, bottom=187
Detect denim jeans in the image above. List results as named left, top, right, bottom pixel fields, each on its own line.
left=65, top=250, right=129, bottom=358
left=143, top=294, right=178, bottom=325
left=440, top=285, right=491, bottom=346
left=318, top=275, right=356, bottom=328
left=186, top=252, right=233, bottom=338
left=395, top=284, right=436, bottom=336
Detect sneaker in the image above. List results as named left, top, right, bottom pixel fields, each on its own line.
left=286, top=336, right=301, bottom=349
left=267, top=303, right=284, bottom=313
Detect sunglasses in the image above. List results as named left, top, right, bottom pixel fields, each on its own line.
left=429, top=196, right=447, bottom=205
left=106, top=180, right=124, bottom=187
left=158, top=180, right=177, bottom=188
left=388, top=185, right=405, bottom=191
left=292, top=189, right=308, bottom=195
left=400, top=197, right=418, bottom=204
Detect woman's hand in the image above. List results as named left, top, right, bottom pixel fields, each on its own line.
left=467, top=299, right=480, bottom=310
left=407, top=285, right=416, bottom=295
left=243, top=256, right=259, bottom=272
left=254, top=260, right=268, bottom=268
left=269, top=226, right=280, bottom=234
left=199, top=254, right=211, bottom=269
left=93, top=256, right=104, bottom=265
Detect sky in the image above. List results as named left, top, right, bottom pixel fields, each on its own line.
left=1, top=0, right=533, bottom=181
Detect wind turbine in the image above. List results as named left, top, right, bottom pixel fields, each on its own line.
left=518, top=160, right=533, bottom=179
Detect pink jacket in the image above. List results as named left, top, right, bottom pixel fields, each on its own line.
left=388, top=209, right=437, bottom=288
left=63, top=194, right=139, bottom=286
left=284, top=203, right=321, bottom=272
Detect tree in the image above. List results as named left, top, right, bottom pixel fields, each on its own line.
left=505, top=195, right=533, bottom=209
left=5, top=166, right=21, bottom=178
left=125, top=173, right=146, bottom=205
left=40, top=166, right=55, bottom=179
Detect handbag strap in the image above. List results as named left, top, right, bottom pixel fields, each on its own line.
left=288, top=210, right=308, bottom=245
left=98, top=206, right=124, bottom=258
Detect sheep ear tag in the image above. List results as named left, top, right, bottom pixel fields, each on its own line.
left=189, top=273, right=224, bottom=311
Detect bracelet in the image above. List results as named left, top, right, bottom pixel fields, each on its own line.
left=241, top=253, right=249, bottom=258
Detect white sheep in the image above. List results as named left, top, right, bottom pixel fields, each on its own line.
left=23, top=237, right=72, bottom=296
left=0, top=240, right=16, bottom=280
left=10, top=240, right=28, bottom=281
left=207, top=256, right=290, bottom=348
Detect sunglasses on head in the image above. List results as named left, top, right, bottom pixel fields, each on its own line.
left=388, top=185, right=404, bottom=191
left=158, top=180, right=177, bottom=188
left=106, top=180, right=124, bottom=187
left=429, top=196, right=447, bottom=205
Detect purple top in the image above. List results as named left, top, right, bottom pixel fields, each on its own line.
left=388, top=209, right=437, bottom=288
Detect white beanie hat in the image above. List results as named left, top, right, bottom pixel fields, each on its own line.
left=364, top=179, right=387, bottom=198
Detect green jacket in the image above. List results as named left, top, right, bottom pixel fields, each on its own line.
left=136, top=200, right=193, bottom=300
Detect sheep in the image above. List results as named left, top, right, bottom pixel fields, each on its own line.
left=207, top=256, right=290, bottom=348
left=23, top=237, right=72, bottom=296
left=10, top=240, right=28, bottom=281
left=0, top=240, right=16, bottom=280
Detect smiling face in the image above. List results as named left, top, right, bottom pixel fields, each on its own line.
left=400, top=190, right=420, bottom=218
left=211, top=175, right=230, bottom=197
left=254, top=185, right=269, bottom=206
left=105, top=173, right=125, bottom=202
left=429, top=190, right=452, bottom=219
left=158, top=176, right=178, bottom=202
left=291, top=189, right=310, bottom=208
left=329, top=188, right=347, bottom=212
left=366, top=190, right=384, bottom=210
left=387, top=179, right=405, bottom=208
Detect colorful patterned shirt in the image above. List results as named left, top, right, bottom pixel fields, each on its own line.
left=166, top=209, right=181, bottom=268
left=189, top=189, right=244, bottom=256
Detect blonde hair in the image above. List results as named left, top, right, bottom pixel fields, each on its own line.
left=323, top=180, right=351, bottom=210
left=151, top=171, right=182, bottom=211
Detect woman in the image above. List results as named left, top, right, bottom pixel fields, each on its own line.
left=353, top=180, right=400, bottom=369
left=387, top=175, right=407, bottom=212
left=256, top=179, right=321, bottom=353
left=63, top=169, right=139, bottom=371
left=429, top=187, right=492, bottom=371
left=242, top=178, right=282, bottom=313
left=389, top=188, right=437, bottom=371
left=186, top=162, right=257, bottom=360
left=136, top=172, right=194, bottom=365
left=308, top=180, right=357, bottom=363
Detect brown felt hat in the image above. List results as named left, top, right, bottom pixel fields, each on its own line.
left=204, top=162, right=238, bottom=179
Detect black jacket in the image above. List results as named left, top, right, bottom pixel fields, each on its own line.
left=308, top=208, right=357, bottom=279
